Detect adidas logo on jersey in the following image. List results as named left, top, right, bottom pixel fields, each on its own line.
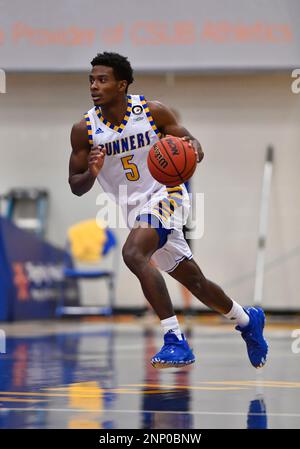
left=95, top=127, right=104, bottom=134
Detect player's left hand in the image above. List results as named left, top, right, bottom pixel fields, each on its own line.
left=182, top=136, right=204, bottom=163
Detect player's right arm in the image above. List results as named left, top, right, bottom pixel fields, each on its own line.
left=69, top=119, right=106, bottom=196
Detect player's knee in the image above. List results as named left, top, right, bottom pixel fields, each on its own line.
left=189, top=272, right=208, bottom=297
left=122, top=244, right=144, bottom=272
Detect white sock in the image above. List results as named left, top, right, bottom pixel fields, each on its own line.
left=161, top=315, right=183, bottom=340
left=224, top=300, right=250, bottom=328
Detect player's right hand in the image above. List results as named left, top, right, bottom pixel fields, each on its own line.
left=88, top=145, right=106, bottom=178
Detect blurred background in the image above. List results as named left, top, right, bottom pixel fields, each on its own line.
left=1, top=0, right=300, bottom=319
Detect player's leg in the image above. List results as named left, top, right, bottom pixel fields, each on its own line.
left=122, top=224, right=174, bottom=320
left=169, top=257, right=234, bottom=314
left=180, top=224, right=193, bottom=313
left=122, top=219, right=195, bottom=368
left=169, top=257, right=268, bottom=368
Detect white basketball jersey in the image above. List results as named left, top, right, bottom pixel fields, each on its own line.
left=84, top=95, right=167, bottom=218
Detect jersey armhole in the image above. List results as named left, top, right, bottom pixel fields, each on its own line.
left=139, top=96, right=162, bottom=138
left=84, top=112, right=94, bottom=148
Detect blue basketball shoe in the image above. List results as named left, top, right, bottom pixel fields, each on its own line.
left=151, top=331, right=195, bottom=369
left=236, top=307, right=268, bottom=368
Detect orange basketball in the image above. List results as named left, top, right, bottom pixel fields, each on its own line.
left=147, top=136, right=197, bottom=187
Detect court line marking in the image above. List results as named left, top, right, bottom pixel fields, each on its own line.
left=0, top=408, right=299, bottom=418
left=0, top=387, right=247, bottom=397
left=2, top=380, right=299, bottom=400
left=196, top=381, right=300, bottom=388
left=0, top=398, right=47, bottom=403
left=120, top=381, right=300, bottom=390
left=43, top=387, right=247, bottom=393
left=0, top=389, right=182, bottom=396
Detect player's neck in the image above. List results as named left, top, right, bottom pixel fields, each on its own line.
left=100, top=95, right=128, bottom=127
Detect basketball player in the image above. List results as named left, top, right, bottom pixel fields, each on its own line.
left=69, top=52, right=268, bottom=369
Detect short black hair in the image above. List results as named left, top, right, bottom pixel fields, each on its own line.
left=91, top=52, right=134, bottom=89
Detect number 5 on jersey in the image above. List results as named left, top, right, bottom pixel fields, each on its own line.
left=121, top=155, right=140, bottom=181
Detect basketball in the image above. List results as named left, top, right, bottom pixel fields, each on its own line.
left=147, top=136, right=197, bottom=187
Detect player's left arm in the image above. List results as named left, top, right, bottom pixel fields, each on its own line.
left=148, top=101, right=204, bottom=163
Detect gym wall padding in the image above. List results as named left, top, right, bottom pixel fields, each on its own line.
left=0, top=217, right=79, bottom=321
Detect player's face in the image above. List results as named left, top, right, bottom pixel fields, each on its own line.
left=89, top=66, right=124, bottom=106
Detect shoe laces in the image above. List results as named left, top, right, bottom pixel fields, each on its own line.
left=160, top=341, right=182, bottom=354
left=242, top=327, right=264, bottom=349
